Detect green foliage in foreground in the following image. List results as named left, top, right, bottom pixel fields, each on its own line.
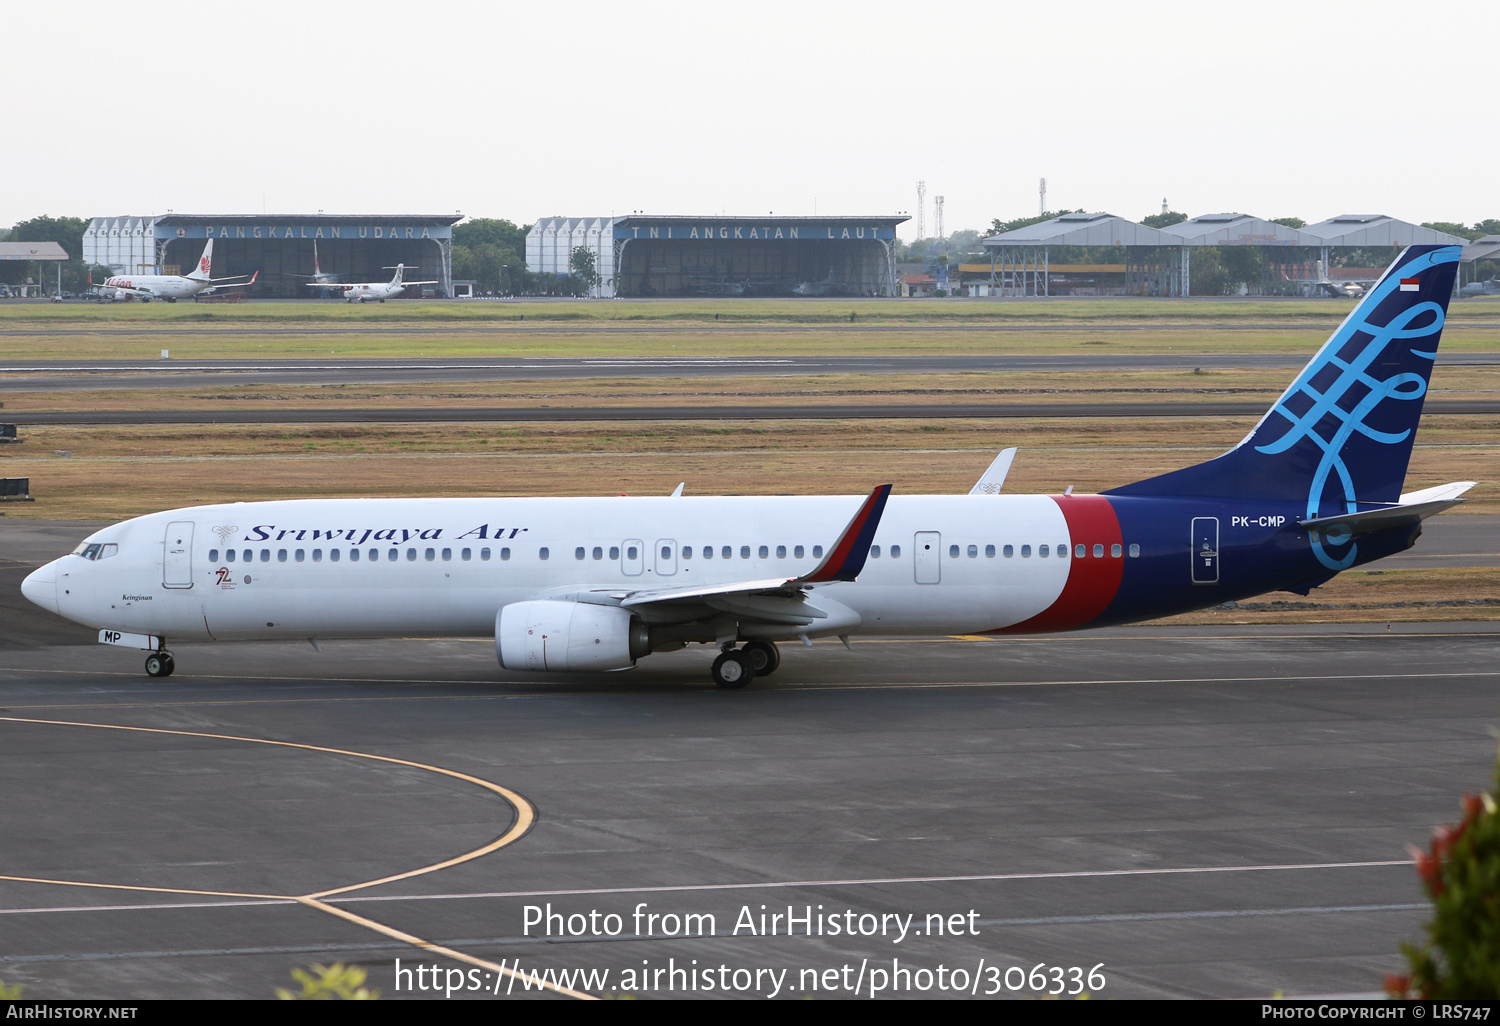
left=276, top=962, right=380, bottom=1000
left=1388, top=748, right=1500, bottom=998
left=0, top=980, right=22, bottom=999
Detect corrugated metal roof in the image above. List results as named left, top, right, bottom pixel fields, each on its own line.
left=152, top=213, right=464, bottom=227
left=1157, top=213, right=1312, bottom=247
left=983, top=212, right=1176, bottom=247
left=0, top=242, right=69, bottom=260
left=1462, top=235, right=1500, bottom=262
left=1300, top=214, right=1465, bottom=247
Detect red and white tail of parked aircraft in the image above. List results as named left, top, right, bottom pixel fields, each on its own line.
left=306, top=263, right=438, bottom=303
left=97, top=240, right=257, bottom=302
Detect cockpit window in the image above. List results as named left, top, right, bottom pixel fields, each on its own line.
left=75, top=543, right=118, bottom=561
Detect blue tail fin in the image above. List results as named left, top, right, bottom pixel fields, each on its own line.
left=1107, top=244, right=1462, bottom=510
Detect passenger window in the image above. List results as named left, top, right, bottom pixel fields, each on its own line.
left=209, top=548, right=220, bottom=562
left=592, top=546, right=603, bottom=560
left=741, top=546, right=750, bottom=559
left=776, top=545, right=786, bottom=558
left=576, top=547, right=586, bottom=560
left=968, top=544, right=979, bottom=557
left=949, top=544, right=959, bottom=558
left=1058, top=543, right=1068, bottom=559
left=313, top=549, right=323, bottom=562
left=226, top=549, right=236, bottom=562
left=985, top=544, right=995, bottom=557
left=890, top=544, right=900, bottom=558
left=296, top=549, right=306, bottom=562
left=1021, top=545, right=1032, bottom=557
left=387, top=548, right=398, bottom=561
left=496, top=547, right=506, bottom=560
left=539, top=547, right=550, bottom=560
left=242, top=549, right=252, bottom=562
left=1075, top=544, right=1085, bottom=558
left=1111, top=543, right=1123, bottom=558
left=871, top=545, right=881, bottom=558
left=368, top=548, right=378, bottom=561
left=703, top=545, right=713, bottom=559
left=609, top=546, right=619, bottom=560
left=1093, top=544, right=1104, bottom=558
left=330, top=549, right=340, bottom=562
left=1129, top=543, right=1140, bottom=558
left=1003, top=544, right=1013, bottom=557
left=406, top=548, right=417, bottom=561
left=758, top=545, right=768, bottom=558
left=683, top=546, right=693, bottom=559
left=627, top=545, right=638, bottom=560
left=813, top=545, right=823, bottom=558
left=425, top=548, right=435, bottom=561
left=1038, top=545, right=1048, bottom=558
left=794, top=545, right=804, bottom=558
left=661, top=545, right=672, bottom=559
left=462, top=547, right=472, bottom=561
left=260, top=549, right=270, bottom=562
left=442, top=548, right=452, bottom=561
left=722, top=546, right=732, bottom=559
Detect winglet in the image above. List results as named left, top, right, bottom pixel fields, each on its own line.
left=795, top=484, right=892, bottom=584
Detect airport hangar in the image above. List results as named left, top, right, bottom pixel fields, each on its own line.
left=82, top=214, right=464, bottom=298
left=527, top=215, right=910, bottom=298
left=979, top=211, right=1467, bottom=297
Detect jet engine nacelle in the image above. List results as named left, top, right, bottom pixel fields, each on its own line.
left=496, top=599, right=649, bottom=672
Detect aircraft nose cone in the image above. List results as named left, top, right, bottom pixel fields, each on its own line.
left=21, top=562, right=58, bottom=614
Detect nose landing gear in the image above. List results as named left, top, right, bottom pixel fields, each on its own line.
left=145, top=650, right=175, bottom=677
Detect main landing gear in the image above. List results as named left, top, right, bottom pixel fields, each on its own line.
left=711, top=641, right=780, bottom=689
left=145, top=650, right=175, bottom=677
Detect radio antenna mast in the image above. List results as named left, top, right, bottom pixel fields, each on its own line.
left=916, top=181, right=926, bottom=240
left=1039, top=178, right=1047, bottom=216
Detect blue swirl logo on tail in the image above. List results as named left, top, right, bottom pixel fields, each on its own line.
left=1254, top=249, right=1457, bottom=570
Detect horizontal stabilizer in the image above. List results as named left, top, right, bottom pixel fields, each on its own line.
left=1298, top=481, right=1474, bottom=535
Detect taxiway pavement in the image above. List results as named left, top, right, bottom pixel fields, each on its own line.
left=2, top=518, right=1498, bottom=999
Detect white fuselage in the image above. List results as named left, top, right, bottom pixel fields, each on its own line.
left=27, top=495, right=1078, bottom=642
left=340, top=281, right=407, bottom=303
left=101, top=274, right=211, bottom=301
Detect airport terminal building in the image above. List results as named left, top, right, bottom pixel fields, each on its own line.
left=82, top=214, right=463, bottom=297
left=527, top=215, right=909, bottom=297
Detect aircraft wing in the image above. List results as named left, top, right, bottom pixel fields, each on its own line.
left=305, top=281, right=353, bottom=288
left=204, top=272, right=260, bottom=291
left=101, top=284, right=155, bottom=297
left=970, top=448, right=1017, bottom=495
left=398, top=280, right=440, bottom=287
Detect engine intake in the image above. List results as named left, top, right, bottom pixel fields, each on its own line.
left=496, top=600, right=649, bottom=672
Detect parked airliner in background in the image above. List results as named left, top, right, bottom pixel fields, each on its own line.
left=308, top=263, right=437, bottom=303
left=285, top=240, right=343, bottom=287
left=24, top=246, right=1472, bottom=688
left=97, top=240, right=257, bottom=302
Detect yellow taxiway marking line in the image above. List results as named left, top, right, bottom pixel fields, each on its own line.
left=0, top=715, right=586, bottom=1000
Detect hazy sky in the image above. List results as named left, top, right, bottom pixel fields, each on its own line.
left=9, top=0, right=1496, bottom=240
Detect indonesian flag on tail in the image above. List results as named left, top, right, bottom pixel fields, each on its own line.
left=1400, top=277, right=1421, bottom=292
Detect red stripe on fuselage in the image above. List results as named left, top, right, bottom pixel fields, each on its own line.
left=991, top=494, right=1124, bottom=633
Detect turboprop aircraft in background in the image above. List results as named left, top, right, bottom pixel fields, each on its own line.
left=23, top=246, right=1472, bottom=688
left=307, top=263, right=438, bottom=303
left=791, top=268, right=840, bottom=296
left=96, top=240, right=257, bottom=302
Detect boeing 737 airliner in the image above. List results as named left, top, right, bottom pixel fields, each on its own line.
left=22, top=245, right=1473, bottom=688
